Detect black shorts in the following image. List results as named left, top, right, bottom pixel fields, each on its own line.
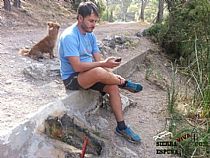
left=63, top=74, right=106, bottom=93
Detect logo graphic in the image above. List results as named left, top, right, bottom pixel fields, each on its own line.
left=154, top=117, right=210, bottom=157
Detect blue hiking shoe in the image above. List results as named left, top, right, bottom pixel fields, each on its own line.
left=120, top=80, right=143, bottom=93
left=115, top=127, right=141, bottom=143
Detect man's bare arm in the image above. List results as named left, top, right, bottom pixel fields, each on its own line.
left=93, top=52, right=104, bottom=62
left=93, top=52, right=113, bottom=72
left=68, top=56, right=119, bottom=73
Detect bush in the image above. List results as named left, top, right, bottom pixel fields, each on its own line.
left=164, top=0, right=210, bottom=62
left=143, top=22, right=168, bottom=43
left=146, top=0, right=210, bottom=116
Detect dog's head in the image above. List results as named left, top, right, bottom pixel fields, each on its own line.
left=47, top=22, right=60, bottom=37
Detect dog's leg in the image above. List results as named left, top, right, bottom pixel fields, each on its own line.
left=31, top=50, right=44, bottom=60
left=50, top=52, right=55, bottom=59
left=49, top=48, right=55, bottom=59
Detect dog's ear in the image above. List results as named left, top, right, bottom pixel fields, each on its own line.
left=47, top=22, right=53, bottom=27
left=56, top=23, right=60, bottom=29
left=54, top=22, right=60, bottom=29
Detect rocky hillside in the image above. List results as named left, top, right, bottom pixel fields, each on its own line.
left=0, top=0, right=76, bottom=28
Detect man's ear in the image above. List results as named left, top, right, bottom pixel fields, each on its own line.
left=78, top=15, right=84, bottom=22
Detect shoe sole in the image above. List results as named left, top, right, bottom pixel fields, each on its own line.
left=115, top=130, right=141, bottom=144
left=122, top=87, right=141, bottom=93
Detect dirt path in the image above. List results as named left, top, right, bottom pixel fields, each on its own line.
left=0, top=22, right=171, bottom=157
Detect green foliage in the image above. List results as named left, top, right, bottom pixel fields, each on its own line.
left=94, top=0, right=106, bottom=16
left=146, top=1, right=210, bottom=114
left=101, top=3, right=119, bottom=22
left=100, top=0, right=158, bottom=22
left=147, top=0, right=210, bottom=61
left=127, top=2, right=139, bottom=13
left=167, top=63, right=178, bottom=114
left=113, top=4, right=121, bottom=20
left=143, top=22, right=168, bottom=43
left=146, top=0, right=210, bottom=156
left=164, top=0, right=210, bottom=61
left=144, top=0, right=159, bottom=22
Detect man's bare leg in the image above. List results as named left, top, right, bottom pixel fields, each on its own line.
left=78, top=66, right=124, bottom=122
left=103, top=85, right=124, bottom=122
left=77, top=67, right=141, bottom=143
left=77, top=67, right=124, bottom=89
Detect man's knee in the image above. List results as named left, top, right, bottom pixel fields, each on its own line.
left=104, top=85, right=119, bottom=94
left=91, top=67, right=108, bottom=79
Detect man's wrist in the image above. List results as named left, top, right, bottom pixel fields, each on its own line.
left=99, top=60, right=106, bottom=67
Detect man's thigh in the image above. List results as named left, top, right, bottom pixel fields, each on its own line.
left=63, top=74, right=106, bottom=93
left=77, top=67, right=108, bottom=89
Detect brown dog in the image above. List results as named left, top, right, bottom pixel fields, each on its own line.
left=19, top=22, right=60, bottom=60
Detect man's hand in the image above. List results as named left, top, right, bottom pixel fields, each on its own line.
left=102, top=57, right=121, bottom=68
left=115, top=74, right=125, bottom=85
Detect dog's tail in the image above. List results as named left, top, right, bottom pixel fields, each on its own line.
left=18, top=48, right=30, bottom=56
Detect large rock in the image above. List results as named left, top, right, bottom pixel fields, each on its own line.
left=22, top=62, right=60, bottom=80
left=45, top=114, right=105, bottom=156
left=0, top=99, right=66, bottom=158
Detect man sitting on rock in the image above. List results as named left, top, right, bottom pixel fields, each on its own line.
left=58, top=1, right=142, bottom=143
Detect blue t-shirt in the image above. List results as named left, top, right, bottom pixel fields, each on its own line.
left=58, top=23, right=100, bottom=80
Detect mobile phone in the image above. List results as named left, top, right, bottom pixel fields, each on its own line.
left=115, top=58, right=122, bottom=62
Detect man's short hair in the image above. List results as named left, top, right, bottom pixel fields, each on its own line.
left=77, top=1, right=99, bottom=19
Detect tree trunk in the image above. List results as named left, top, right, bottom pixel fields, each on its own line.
left=139, top=0, right=148, bottom=22
left=165, top=0, right=175, bottom=12
left=13, top=0, right=21, bottom=8
left=106, top=0, right=109, bottom=21
left=109, top=10, right=114, bottom=22
left=3, top=0, right=11, bottom=11
left=121, top=0, right=126, bottom=21
left=156, top=0, right=164, bottom=23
